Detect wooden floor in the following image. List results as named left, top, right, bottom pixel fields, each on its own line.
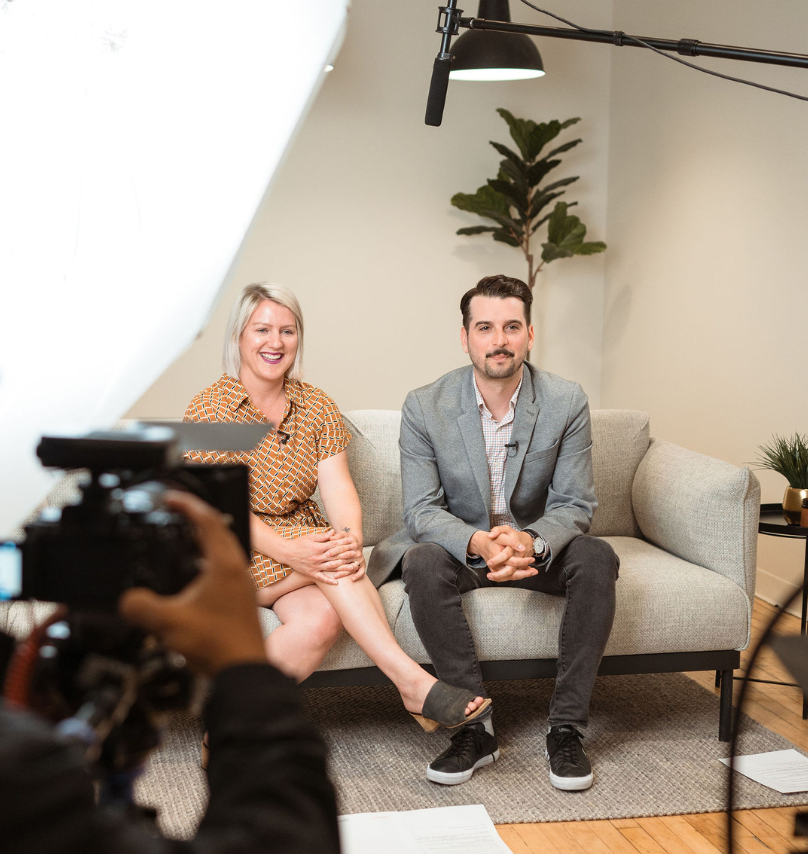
left=495, top=598, right=808, bottom=854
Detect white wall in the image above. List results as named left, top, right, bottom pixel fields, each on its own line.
left=128, top=1, right=808, bottom=606
left=128, top=0, right=614, bottom=419
left=603, top=0, right=808, bottom=608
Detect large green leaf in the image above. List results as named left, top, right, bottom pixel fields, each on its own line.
left=531, top=202, right=577, bottom=233
left=542, top=238, right=606, bottom=263
left=497, top=108, right=535, bottom=160
left=487, top=179, right=528, bottom=215
left=457, top=226, right=498, bottom=235
left=545, top=139, right=582, bottom=159
left=526, top=121, right=563, bottom=161
left=451, top=185, right=510, bottom=217
left=542, top=176, right=579, bottom=195
left=527, top=117, right=580, bottom=161
left=492, top=228, right=521, bottom=247
left=489, top=141, right=526, bottom=170
left=528, top=189, right=565, bottom=220
left=573, top=241, right=607, bottom=255
left=546, top=202, right=576, bottom=244
left=480, top=208, right=524, bottom=236
left=499, top=159, right=529, bottom=196
left=528, top=119, right=580, bottom=160
left=527, top=182, right=577, bottom=222
left=540, top=243, right=575, bottom=263
left=541, top=201, right=606, bottom=263
left=527, top=158, right=561, bottom=187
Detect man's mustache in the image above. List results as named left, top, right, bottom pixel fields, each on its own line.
left=486, top=349, right=515, bottom=358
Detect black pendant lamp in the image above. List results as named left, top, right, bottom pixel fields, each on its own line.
left=450, top=0, right=545, bottom=81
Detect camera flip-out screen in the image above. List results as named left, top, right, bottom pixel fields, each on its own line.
left=0, top=543, right=22, bottom=602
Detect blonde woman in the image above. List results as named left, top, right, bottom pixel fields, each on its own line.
left=186, top=283, right=488, bottom=740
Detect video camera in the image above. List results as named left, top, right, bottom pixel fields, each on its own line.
left=0, top=422, right=266, bottom=794
left=9, top=425, right=253, bottom=609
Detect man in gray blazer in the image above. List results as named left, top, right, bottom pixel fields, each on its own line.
left=368, top=275, right=618, bottom=791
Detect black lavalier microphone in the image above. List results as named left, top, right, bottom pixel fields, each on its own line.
left=505, top=441, right=519, bottom=457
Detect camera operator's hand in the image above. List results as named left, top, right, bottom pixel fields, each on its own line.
left=119, top=491, right=267, bottom=677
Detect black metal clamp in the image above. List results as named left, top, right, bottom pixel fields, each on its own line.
left=677, top=38, right=701, bottom=57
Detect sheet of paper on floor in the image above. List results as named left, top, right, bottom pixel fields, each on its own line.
left=720, top=749, right=808, bottom=793
left=338, top=804, right=511, bottom=854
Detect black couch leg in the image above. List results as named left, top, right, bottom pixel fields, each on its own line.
left=719, top=668, right=733, bottom=741
left=715, top=670, right=722, bottom=688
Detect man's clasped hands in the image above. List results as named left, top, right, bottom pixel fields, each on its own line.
left=468, top=525, right=540, bottom=582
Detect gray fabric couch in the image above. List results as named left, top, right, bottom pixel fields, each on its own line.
left=268, top=409, right=759, bottom=741
left=1, top=409, right=759, bottom=740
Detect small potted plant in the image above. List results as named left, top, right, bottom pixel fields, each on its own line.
left=755, top=433, right=808, bottom=524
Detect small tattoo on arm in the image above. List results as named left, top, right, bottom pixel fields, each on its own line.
left=343, top=527, right=350, bottom=533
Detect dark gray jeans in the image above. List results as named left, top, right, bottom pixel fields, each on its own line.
left=401, top=535, right=619, bottom=730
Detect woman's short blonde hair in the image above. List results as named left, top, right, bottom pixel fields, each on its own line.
left=223, top=282, right=305, bottom=381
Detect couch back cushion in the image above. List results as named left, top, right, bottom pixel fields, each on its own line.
left=342, top=411, right=405, bottom=546
left=589, top=409, right=650, bottom=537
left=37, top=412, right=649, bottom=545
left=339, top=408, right=650, bottom=545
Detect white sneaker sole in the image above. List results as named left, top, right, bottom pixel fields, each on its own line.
left=545, top=750, right=593, bottom=790
left=426, top=748, right=500, bottom=786
left=548, top=770, right=593, bottom=791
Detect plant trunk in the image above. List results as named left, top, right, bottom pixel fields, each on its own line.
left=529, top=270, right=547, bottom=366
left=525, top=233, right=541, bottom=291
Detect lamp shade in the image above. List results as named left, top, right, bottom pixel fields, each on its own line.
left=450, top=0, right=545, bottom=81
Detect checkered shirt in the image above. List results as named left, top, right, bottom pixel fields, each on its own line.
left=473, top=373, right=523, bottom=528
left=184, top=374, right=350, bottom=588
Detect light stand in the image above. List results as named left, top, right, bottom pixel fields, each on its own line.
left=425, top=2, right=808, bottom=125
left=724, top=585, right=808, bottom=854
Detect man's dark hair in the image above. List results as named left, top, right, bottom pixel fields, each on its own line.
left=460, top=275, right=533, bottom=330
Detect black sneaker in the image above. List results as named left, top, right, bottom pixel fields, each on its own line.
left=545, top=725, right=593, bottom=791
left=426, top=722, right=500, bottom=785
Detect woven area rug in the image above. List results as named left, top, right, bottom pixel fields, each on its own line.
left=136, top=672, right=808, bottom=839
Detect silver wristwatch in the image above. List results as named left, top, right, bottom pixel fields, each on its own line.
left=523, top=528, right=548, bottom=561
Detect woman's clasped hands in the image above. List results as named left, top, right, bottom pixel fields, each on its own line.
left=285, top=527, right=365, bottom=585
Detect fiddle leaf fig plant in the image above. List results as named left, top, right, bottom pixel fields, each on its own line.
left=451, top=108, right=606, bottom=290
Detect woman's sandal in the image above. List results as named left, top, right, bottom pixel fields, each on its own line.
left=410, top=682, right=492, bottom=733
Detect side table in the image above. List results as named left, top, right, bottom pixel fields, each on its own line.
left=758, top=502, right=808, bottom=718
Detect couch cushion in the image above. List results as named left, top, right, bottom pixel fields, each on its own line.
left=632, top=438, right=759, bottom=598
left=601, top=536, right=749, bottom=654
left=589, top=410, right=649, bottom=538
left=394, top=536, right=747, bottom=661
left=336, top=409, right=649, bottom=545
left=342, top=411, right=404, bottom=546
left=258, top=536, right=749, bottom=671
left=391, top=536, right=748, bottom=661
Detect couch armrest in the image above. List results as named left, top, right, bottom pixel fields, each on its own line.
left=632, top=438, right=760, bottom=598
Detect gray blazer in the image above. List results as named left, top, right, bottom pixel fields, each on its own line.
left=367, top=362, right=596, bottom=587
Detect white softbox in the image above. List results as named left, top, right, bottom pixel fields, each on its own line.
left=0, top=0, right=350, bottom=535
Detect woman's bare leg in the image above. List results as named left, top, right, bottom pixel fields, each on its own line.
left=255, top=571, right=483, bottom=716
left=266, top=585, right=343, bottom=682
left=256, top=570, right=316, bottom=608
left=315, top=575, right=483, bottom=717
